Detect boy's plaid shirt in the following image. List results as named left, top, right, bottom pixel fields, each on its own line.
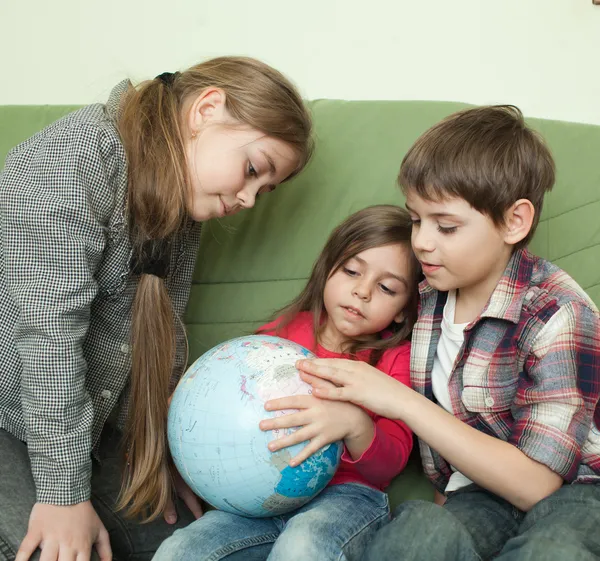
left=411, top=248, right=600, bottom=492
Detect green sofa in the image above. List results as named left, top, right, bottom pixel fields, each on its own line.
left=1, top=99, right=599, bottom=509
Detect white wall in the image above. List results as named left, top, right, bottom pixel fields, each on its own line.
left=1, top=0, right=599, bottom=124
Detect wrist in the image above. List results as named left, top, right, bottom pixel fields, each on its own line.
left=347, top=408, right=374, bottom=442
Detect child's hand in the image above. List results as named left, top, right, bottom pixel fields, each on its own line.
left=16, top=500, right=111, bottom=561
left=297, top=358, right=411, bottom=420
left=164, top=467, right=204, bottom=524
left=166, top=394, right=204, bottom=523
left=259, top=393, right=373, bottom=466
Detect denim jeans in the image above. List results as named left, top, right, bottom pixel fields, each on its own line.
left=0, top=428, right=196, bottom=561
left=362, top=482, right=600, bottom=561
left=153, top=483, right=390, bottom=561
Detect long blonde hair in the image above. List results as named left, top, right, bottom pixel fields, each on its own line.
left=116, top=56, right=313, bottom=521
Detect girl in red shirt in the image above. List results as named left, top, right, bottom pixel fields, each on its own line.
left=154, top=205, right=420, bottom=561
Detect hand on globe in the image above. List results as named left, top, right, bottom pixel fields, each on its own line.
left=296, top=358, right=411, bottom=420
left=260, top=392, right=373, bottom=467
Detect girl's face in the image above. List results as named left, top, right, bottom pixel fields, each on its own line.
left=321, top=243, right=414, bottom=352
left=183, top=88, right=299, bottom=222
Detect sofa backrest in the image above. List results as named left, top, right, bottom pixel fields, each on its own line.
left=1, top=101, right=599, bottom=363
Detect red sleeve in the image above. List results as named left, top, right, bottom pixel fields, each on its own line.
left=341, top=343, right=413, bottom=487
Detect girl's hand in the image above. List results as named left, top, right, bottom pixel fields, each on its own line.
left=260, top=393, right=373, bottom=466
left=16, top=500, right=111, bottom=561
left=163, top=468, right=204, bottom=524
left=297, top=358, right=411, bottom=419
left=165, top=395, right=204, bottom=523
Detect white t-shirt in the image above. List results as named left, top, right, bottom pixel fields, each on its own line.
left=431, top=290, right=474, bottom=492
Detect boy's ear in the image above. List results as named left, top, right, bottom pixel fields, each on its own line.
left=503, top=199, right=535, bottom=246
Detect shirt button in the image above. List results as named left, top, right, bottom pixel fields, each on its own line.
left=101, top=389, right=112, bottom=400
left=485, top=396, right=495, bottom=407
left=120, top=343, right=130, bottom=354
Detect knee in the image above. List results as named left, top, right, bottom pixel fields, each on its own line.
left=152, top=516, right=220, bottom=561
left=153, top=529, right=196, bottom=561
left=391, top=500, right=450, bottom=532
left=505, top=521, right=595, bottom=561
left=363, top=501, right=471, bottom=561
left=271, top=514, right=328, bottom=560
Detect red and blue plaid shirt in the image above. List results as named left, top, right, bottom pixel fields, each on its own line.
left=411, top=248, right=600, bottom=492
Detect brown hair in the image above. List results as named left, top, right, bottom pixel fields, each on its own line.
left=261, top=205, right=420, bottom=364
left=116, top=56, right=313, bottom=521
left=398, top=105, right=555, bottom=248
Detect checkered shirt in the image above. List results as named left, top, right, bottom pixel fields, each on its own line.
left=0, top=81, right=202, bottom=504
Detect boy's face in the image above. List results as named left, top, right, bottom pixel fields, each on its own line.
left=405, top=191, right=513, bottom=296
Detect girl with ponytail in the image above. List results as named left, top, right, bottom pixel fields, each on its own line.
left=0, top=56, right=312, bottom=561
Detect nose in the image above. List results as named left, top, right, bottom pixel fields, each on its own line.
left=236, top=186, right=257, bottom=209
left=352, top=280, right=371, bottom=302
left=411, top=224, right=434, bottom=253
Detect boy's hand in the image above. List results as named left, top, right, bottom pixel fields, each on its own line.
left=296, top=358, right=410, bottom=420
left=260, top=392, right=373, bottom=466
left=16, top=501, right=111, bottom=561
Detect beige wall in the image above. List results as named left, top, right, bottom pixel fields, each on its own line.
left=1, top=0, right=599, bottom=124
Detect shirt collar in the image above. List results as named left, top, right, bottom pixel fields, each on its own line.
left=105, top=79, right=132, bottom=126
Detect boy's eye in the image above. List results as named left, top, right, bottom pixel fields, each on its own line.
left=379, top=283, right=396, bottom=296
left=410, top=219, right=421, bottom=227
left=343, top=267, right=358, bottom=276
left=437, top=225, right=458, bottom=235
left=248, top=162, right=258, bottom=178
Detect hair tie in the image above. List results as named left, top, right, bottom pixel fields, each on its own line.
left=130, top=239, right=172, bottom=279
left=155, top=71, right=179, bottom=87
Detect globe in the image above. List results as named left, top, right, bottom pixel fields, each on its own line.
left=168, top=334, right=343, bottom=518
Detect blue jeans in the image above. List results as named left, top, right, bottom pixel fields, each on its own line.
left=363, top=483, right=600, bottom=561
left=153, top=483, right=390, bottom=561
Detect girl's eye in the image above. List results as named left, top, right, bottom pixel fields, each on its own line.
left=437, top=225, right=457, bottom=235
left=248, top=162, right=258, bottom=178
left=379, top=284, right=397, bottom=296
left=343, top=267, right=358, bottom=276
left=411, top=219, right=421, bottom=227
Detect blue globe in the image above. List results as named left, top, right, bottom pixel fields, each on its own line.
left=168, top=335, right=343, bottom=517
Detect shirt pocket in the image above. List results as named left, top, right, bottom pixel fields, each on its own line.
left=96, top=232, right=132, bottom=300
left=461, top=381, right=518, bottom=413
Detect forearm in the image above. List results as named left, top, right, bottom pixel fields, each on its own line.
left=400, top=389, right=562, bottom=511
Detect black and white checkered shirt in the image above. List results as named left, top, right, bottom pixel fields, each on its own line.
left=0, top=81, right=202, bottom=505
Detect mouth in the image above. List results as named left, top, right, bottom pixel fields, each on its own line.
left=219, top=197, right=231, bottom=216
left=342, top=306, right=365, bottom=319
left=420, top=261, right=442, bottom=274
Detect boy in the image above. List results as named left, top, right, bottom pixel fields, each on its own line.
left=298, top=105, right=600, bottom=560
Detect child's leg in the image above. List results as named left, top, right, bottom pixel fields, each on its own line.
left=267, top=483, right=390, bottom=561
left=363, top=484, right=522, bottom=561
left=496, top=483, right=600, bottom=561
left=152, top=510, right=280, bottom=561
left=0, top=429, right=38, bottom=561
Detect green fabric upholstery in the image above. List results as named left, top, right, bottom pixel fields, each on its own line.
left=2, top=100, right=599, bottom=509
